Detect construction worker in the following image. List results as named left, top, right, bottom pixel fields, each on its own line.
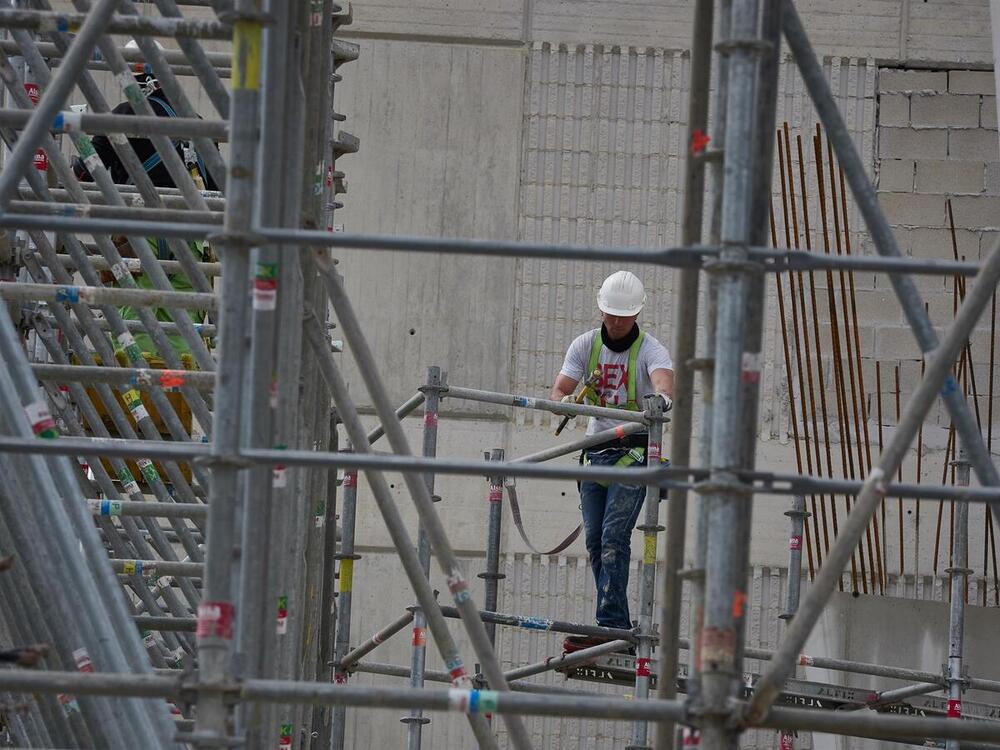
left=549, top=271, right=674, bottom=652
left=73, top=40, right=217, bottom=366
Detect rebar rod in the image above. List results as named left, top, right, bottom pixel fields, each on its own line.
left=782, top=0, right=1000, bottom=522
left=824, top=132, right=882, bottom=592
left=813, top=131, right=865, bottom=594
left=796, top=132, right=839, bottom=577
left=745, top=231, right=1000, bottom=724
left=784, top=123, right=827, bottom=570
left=773, top=141, right=815, bottom=580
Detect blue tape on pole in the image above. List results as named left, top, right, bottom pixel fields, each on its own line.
left=468, top=691, right=480, bottom=714
left=519, top=616, right=552, bottom=630
left=100, top=500, right=111, bottom=515
left=53, top=113, right=63, bottom=131
left=942, top=375, right=959, bottom=395
left=57, top=17, right=68, bottom=32
left=55, top=286, right=79, bottom=304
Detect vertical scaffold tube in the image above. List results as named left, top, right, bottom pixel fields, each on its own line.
left=196, top=1, right=261, bottom=746
left=945, top=446, right=970, bottom=750
left=630, top=394, right=666, bottom=749
left=480, top=447, right=506, bottom=647
left=403, top=366, right=445, bottom=748
left=330, top=448, right=360, bottom=750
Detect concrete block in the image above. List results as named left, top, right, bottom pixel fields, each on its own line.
left=985, top=163, right=1000, bottom=195
left=878, top=159, right=914, bottom=192
left=878, top=128, right=948, bottom=160
left=910, top=93, right=980, bottom=129
left=875, top=325, right=924, bottom=360
left=948, top=195, right=1000, bottom=230
left=903, top=225, right=979, bottom=259
left=913, top=159, right=984, bottom=194
left=949, top=128, right=1000, bottom=160
left=982, top=97, right=998, bottom=129
left=877, top=192, right=947, bottom=227
left=981, top=229, right=1000, bottom=257
left=879, top=93, right=910, bottom=126
left=879, top=69, right=947, bottom=94
left=949, top=70, right=996, bottom=95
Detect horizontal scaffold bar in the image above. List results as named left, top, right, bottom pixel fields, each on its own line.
left=0, top=435, right=995, bottom=504
left=0, top=671, right=997, bottom=742
left=0, top=9, right=232, bottom=39
left=0, top=109, right=229, bottom=140
left=0, top=281, right=217, bottom=310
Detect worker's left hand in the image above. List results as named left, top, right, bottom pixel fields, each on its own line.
left=657, top=393, right=673, bottom=412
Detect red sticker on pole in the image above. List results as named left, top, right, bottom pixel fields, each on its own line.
left=488, top=484, right=503, bottom=503
left=948, top=699, right=962, bottom=718
left=779, top=730, right=795, bottom=750
left=196, top=601, right=235, bottom=640
left=72, top=648, right=93, bottom=673
left=682, top=728, right=701, bottom=747
left=789, top=535, right=802, bottom=551
left=411, top=627, right=426, bottom=648
left=159, top=371, right=186, bottom=390
left=343, top=471, right=357, bottom=488
left=647, top=443, right=661, bottom=462
left=24, top=83, right=39, bottom=104
left=424, top=411, right=438, bottom=428
left=636, top=657, right=652, bottom=677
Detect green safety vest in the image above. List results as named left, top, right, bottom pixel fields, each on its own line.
left=583, top=329, right=647, bottom=482
left=585, top=328, right=645, bottom=411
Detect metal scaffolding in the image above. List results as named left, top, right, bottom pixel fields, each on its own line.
left=0, top=1, right=997, bottom=750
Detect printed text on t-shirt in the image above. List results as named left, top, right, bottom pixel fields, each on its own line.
left=598, top=363, right=628, bottom=405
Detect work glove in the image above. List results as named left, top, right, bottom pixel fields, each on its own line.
left=560, top=394, right=575, bottom=404
left=657, top=393, right=673, bottom=412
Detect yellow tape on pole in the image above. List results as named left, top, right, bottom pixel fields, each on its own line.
left=233, top=20, right=262, bottom=91
left=643, top=534, right=657, bottom=565
left=339, top=559, right=353, bottom=593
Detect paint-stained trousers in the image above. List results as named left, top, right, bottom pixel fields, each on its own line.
left=579, top=447, right=646, bottom=629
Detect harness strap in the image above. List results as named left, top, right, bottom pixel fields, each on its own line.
left=586, top=446, right=647, bottom=487
left=505, top=484, right=582, bottom=555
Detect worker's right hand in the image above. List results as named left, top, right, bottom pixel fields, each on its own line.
left=560, top=394, right=575, bottom=404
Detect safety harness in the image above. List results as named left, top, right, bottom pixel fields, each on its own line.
left=583, top=329, right=648, bottom=482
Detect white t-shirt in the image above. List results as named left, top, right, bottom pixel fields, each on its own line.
left=558, top=328, right=673, bottom=434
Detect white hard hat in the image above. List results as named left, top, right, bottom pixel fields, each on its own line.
left=125, top=39, right=165, bottom=51
left=597, top=271, right=646, bottom=316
